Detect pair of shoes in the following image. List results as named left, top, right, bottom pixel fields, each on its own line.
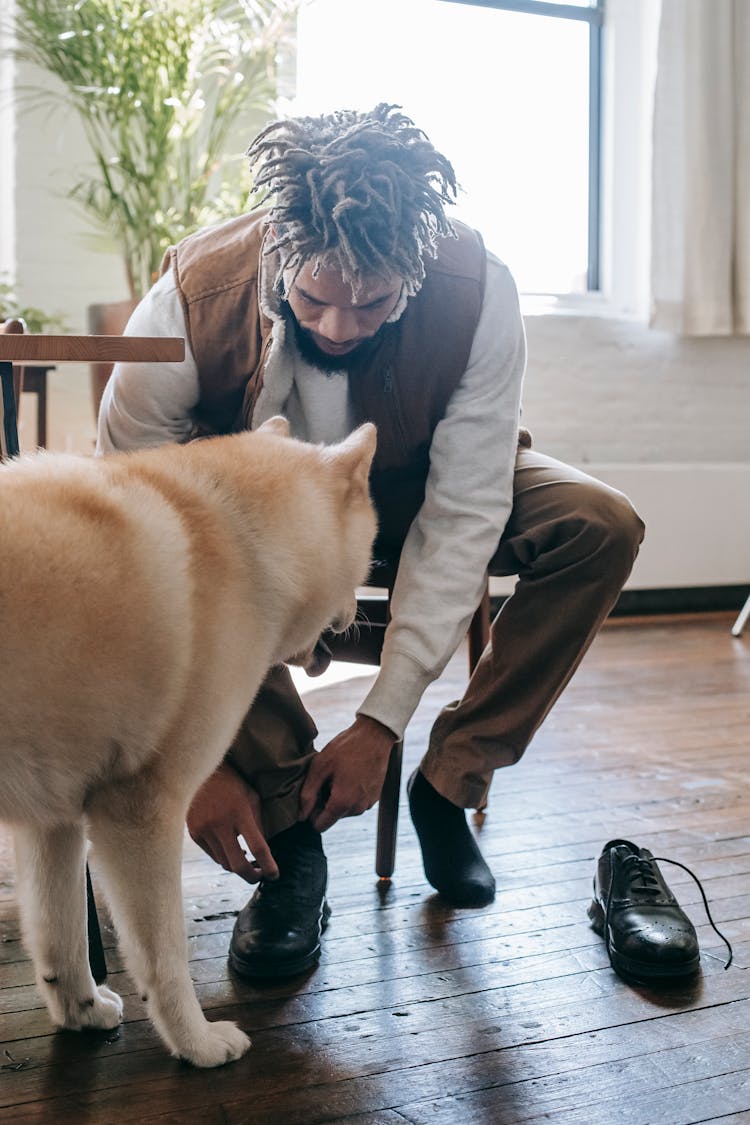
left=588, top=839, right=700, bottom=982
left=407, top=768, right=495, bottom=907
left=229, top=821, right=330, bottom=979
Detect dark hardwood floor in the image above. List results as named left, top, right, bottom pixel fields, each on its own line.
left=2, top=612, right=750, bottom=1124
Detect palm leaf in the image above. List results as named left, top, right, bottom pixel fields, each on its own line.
left=5, top=0, right=298, bottom=298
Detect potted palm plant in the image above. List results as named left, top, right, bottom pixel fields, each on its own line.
left=6, top=0, right=297, bottom=410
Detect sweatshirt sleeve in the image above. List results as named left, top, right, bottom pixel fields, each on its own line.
left=96, top=269, right=200, bottom=454
left=357, top=253, right=526, bottom=739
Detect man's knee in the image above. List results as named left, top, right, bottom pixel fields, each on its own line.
left=580, top=480, right=645, bottom=568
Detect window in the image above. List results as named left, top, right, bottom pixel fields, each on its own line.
left=292, top=0, right=604, bottom=295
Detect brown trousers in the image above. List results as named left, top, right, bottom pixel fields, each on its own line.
left=228, top=447, right=645, bottom=836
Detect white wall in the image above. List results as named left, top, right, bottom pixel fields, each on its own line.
left=521, top=315, right=750, bottom=592
left=522, top=314, right=750, bottom=466
left=0, top=38, right=16, bottom=278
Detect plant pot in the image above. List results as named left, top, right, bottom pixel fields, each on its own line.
left=87, top=298, right=138, bottom=422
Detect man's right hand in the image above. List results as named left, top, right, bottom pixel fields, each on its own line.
left=187, top=762, right=279, bottom=883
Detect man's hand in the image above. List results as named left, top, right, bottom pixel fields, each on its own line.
left=299, top=715, right=397, bottom=833
left=187, top=762, right=279, bottom=883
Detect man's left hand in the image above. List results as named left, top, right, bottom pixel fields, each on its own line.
left=299, top=714, right=397, bottom=832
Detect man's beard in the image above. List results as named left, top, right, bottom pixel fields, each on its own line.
left=283, top=302, right=381, bottom=375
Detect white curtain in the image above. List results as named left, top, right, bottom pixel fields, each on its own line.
left=650, top=0, right=750, bottom=335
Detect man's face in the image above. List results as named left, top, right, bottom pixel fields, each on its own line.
left=282, top=259, right=403, bottom=372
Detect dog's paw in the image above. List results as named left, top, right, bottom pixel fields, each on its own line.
left=179, top=1020, right=251, bottom=1068
left=55, top=984, right=124, bottom=1031
left=86, top=984, right=124, bottom=1029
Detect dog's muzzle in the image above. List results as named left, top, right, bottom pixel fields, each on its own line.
left=302, top=637, right=333, bottom=678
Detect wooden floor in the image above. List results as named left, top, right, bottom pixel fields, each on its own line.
left=2, top=612, right=750, bottom=1124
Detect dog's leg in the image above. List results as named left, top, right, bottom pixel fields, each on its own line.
left=86, top=790, right=251, bottom=1068
left=13, top=821, right=123, bottom=1030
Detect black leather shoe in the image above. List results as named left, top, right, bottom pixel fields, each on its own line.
left=407, top=768, right=495, bottom=907
left=229, top=821, right=329, bottom=979
left=588, top=838, right=700, bottom=981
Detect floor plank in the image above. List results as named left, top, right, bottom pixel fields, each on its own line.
left=1, top=612, right=749, bottom=1124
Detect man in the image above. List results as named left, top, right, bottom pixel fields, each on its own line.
left=98, top=104, right=644, bottom=979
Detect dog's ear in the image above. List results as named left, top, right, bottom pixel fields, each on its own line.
left=329, top=423, right=377, bottom=488
left=257, top=415, right=290, bottom=437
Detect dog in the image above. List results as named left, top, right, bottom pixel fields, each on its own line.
left=0, top=416, right=377, bottom=1067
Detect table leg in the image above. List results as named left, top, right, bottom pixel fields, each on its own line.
left=36, top=370, right=47, bottom=449
left=0, top=360, right=20, bottom=459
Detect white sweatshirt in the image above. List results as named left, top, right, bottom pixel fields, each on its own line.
left=97, top=249, right=526, bottom=738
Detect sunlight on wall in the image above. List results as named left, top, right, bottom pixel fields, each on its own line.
left=293, top=0, right=590, bottom=294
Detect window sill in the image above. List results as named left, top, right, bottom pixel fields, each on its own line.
left=520, top=292, right=646, bottom=321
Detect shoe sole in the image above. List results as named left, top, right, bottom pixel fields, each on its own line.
left=228, top=901, right=331, bottom=981
left=588, top=899, right=700, bottom=981
left=229, top=944, right=322, bottom=979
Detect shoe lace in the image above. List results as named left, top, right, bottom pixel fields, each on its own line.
left=604, top=852, right=733, bottom=971
left=621, top=853, right=662, bottom=895
left=654, top=856, right=733, bottom=970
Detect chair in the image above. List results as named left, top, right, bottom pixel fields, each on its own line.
left=338, top=576, right=491, bottom=879
left=0, top=328, right=185, bottom=983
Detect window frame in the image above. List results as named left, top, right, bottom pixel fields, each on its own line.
left=438, top=0, right=605, bottom=291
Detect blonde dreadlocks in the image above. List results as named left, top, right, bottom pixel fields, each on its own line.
left=246, top=103, right=458, bottom=296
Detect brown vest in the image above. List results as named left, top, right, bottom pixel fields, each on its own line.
left=164, top=212, right=487, bottom=549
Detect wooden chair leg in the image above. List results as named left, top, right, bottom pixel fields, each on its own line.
left=468, top=579, right=491, bottom=818
left=375, top=739, right=404, bottom=879
left=468, top=580, right=491, bottom=673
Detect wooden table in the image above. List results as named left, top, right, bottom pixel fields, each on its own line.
left=0, top=334, right=184, bottom=458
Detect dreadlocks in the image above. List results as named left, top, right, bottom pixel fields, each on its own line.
left=246, top=103, right=458, bottom=296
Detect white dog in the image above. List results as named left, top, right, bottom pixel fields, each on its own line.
left=0, top=417, right=377, bottom=1067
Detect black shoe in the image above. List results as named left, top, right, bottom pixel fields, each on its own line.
left=407, top=768, right=495, bottom=907
left=588, top=838, right=700, bottom=982
left=229, top=821, right=330, bottom=979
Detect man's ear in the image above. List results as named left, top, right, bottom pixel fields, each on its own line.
left=330, top=423, right=377, bottom=487
left=257, top=415, right=290, bottom=437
